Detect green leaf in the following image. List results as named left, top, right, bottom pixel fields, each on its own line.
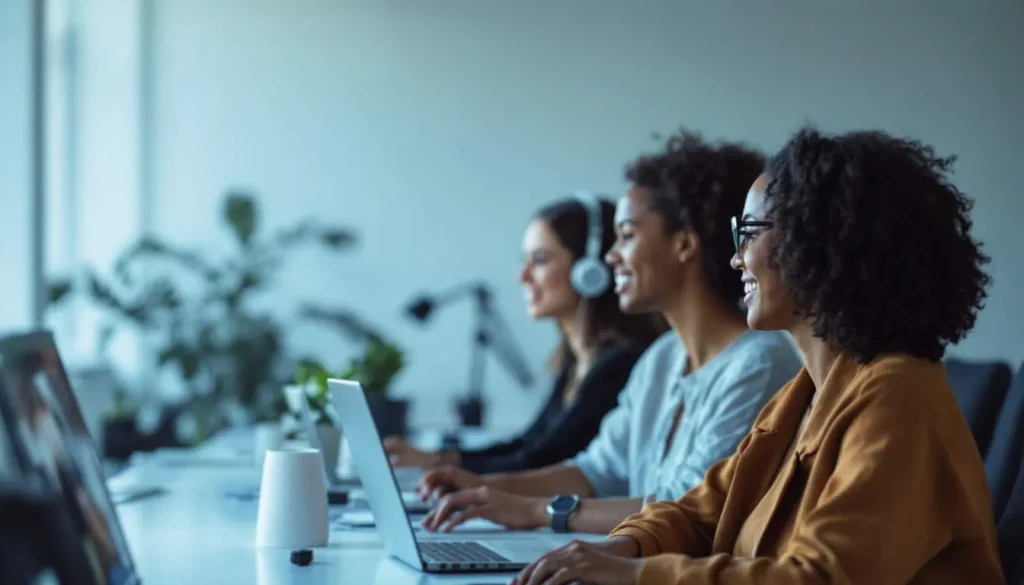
left=47, top=277, right=73, bottom=306
left=224, top=190, right=258, bottom=247
left=86, top=272, right=129, bottom=315
left=97, top=323, right=116, bottom=358
left=320, top=227, right=356, bottom=249
left=104, top=389, right=139, bottom=421
left=272, top=221, right=315, bottom=248
left=158, top=342, right=203, bottom=381
left=343, top=338, right=405, bottom=396
left=116, top=236, right=220, bottom=282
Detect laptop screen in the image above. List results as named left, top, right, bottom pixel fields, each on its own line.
left=0, top=397, right=22, bottom=481
left=0, top=331, right=139, bottom=585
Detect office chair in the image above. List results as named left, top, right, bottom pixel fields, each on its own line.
left=998, top=456, right=1024, bottom=585
left=987, top=364, right=1024, bottom=522
left=945, top=358, right=1013, bottom=457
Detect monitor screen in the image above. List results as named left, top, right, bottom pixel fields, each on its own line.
left=0, top=331, right=138, bottom=585
left=0, top=396, right=21, bottom=480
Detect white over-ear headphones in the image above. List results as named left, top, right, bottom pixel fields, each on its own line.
left=570, top=191, right=612, bottom=299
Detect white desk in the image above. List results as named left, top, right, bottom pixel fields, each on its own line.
left=108, top=431, right=596, bottom=585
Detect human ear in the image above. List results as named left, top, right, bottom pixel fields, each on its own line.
left=675, top=231, right=700, bottom=265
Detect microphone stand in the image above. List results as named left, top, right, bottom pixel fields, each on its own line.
left=405, top=282, right=534, bottom=428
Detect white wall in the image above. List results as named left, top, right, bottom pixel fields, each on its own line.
left=140, top=0, right=1024, bottom=429
left=0, top=0, right=34, bottom=333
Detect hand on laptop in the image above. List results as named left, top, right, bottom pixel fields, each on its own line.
left=421, top=486, right=547, bottom=533
left=416, top=465, right=485, bottom=502
left=510, top=537, right=642, bottom=585
left=383, top=437, right=459, bottom=469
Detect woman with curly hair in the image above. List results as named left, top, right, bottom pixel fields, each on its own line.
left=513, top=127, right=1004, bottom=585
left=415, top=129, right=802, bottom=536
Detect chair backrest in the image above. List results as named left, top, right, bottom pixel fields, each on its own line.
left=987, top=364, right=1024, bottom=522
left=945, top=358, right=1013, bottom=457
left=997, top=456, right=1024, bottom=585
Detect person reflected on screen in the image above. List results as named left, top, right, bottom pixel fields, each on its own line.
left=513, top=126, right=1004, bottom=585
left=6, top=353, right=132, bottom=584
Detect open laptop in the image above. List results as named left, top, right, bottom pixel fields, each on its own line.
left=282, top=384, right=431, bottom=512
left=329, top=378, right=570, bottom=573
left=0, top=330, right=140, bottom=585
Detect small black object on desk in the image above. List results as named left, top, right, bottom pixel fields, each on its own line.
left=290, top=549, right=313, bottom=566
left=327, top=490, right=349, bottom=505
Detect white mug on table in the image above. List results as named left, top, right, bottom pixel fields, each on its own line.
left=255, top=448, right=328, bottom=548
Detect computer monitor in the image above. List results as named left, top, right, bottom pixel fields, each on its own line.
left=0, top=475, right=104, bottom=585
left=0, top=331, right=140, bottom=585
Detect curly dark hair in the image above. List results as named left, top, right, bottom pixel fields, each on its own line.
left=625, top=129, right=765, bottom=310
left=765, top=126, right=992, bottom=363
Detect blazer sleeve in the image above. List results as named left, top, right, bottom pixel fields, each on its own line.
left=612, top=430, right=752, bottom=558
left=459, top=344, right=641, bottom=475
left=615, top=378, right=966, bottom=585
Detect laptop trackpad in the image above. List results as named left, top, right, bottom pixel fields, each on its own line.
left=485, top=538, right=558, bottom=564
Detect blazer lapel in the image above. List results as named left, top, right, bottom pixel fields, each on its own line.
left=728, top=354, right=866, bottom=556
left=713, top=370, right=815, bottom=552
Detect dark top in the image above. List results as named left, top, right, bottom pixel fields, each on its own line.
left=459, top=340, right=644, bottom=475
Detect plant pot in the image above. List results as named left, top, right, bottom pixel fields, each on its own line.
left=101, top=419, right=143, bottom=461
left=316, top=424, right=342, bottom=478
left=253, top=421, right=285, bottom=465
left=101, top=408, right=186, bottom=461
left=366, top=396, right=408, bottom=439
left=456, top=396, right=485, bottom=428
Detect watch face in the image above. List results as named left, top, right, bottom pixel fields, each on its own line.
left=550, top=495, right=578, bottom=513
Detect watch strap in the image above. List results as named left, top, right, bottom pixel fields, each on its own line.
left=550, top=495, right=580, bottom=533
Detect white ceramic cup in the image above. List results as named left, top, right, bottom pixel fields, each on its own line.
left=253, top=422, right=284, bottom=464
left=255, top=448, right=328, bottom=548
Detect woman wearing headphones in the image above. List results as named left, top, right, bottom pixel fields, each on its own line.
left=384, top=195, right=666, bottom=474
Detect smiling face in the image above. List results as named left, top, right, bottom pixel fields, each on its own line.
left=518, top=219, right=580, bottom=321
left=730, top=174, right=797, bottom=330
left=605, top=186, right=689, bottom=314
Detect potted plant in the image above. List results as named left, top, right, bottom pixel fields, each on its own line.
left=342, top=338, right=408, bottom=438
left=294, top=361, right=342, bottom=474
left=45, top=190, right=383, bottom=450
left=100, top=389, right=142, bottom=461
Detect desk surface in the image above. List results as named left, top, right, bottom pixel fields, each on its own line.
left=109, top=429, right=593, bottom=585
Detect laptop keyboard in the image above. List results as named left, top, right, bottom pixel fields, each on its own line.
left=419, top=541, right=511, bottom=564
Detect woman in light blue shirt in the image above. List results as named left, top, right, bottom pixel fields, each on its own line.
left=417, top=128, right=802, bottom=534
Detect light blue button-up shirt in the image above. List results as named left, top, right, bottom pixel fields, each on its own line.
left=571, top=328, right=802, bottom=501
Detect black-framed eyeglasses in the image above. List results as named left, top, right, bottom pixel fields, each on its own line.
left=731, top=216, right=774, bottom=253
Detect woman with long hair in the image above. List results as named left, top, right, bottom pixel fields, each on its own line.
left=385, top=195, right=665, bottom=474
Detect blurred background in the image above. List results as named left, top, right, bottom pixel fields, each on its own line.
left=2, top=0, right=1022, bottom=458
